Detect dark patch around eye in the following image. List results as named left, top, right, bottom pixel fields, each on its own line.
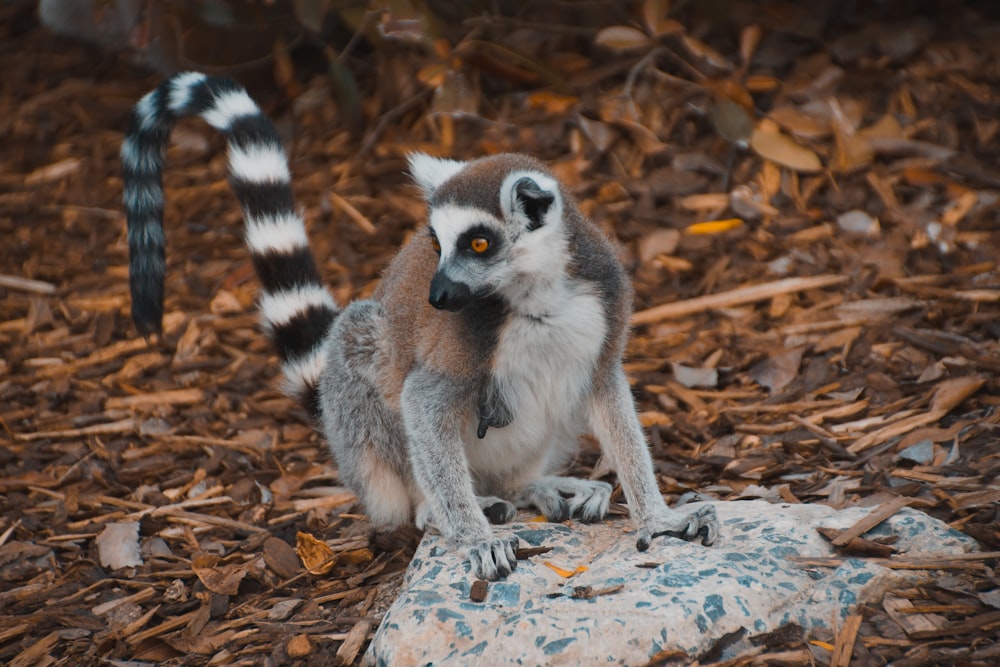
left=456, top=224, right=500, bottom=258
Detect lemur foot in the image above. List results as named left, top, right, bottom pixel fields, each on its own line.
left=467, top=535, right=520, bottom=580
left=415, top=496, right=517, bottom=531
left=519, top=476, right=612, bottom=523
left=636, top=504, right=719, bottom=552
left=480, top=496, right=517, bottom=524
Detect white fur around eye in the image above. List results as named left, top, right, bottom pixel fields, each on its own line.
left=428, top=204, right=500, bottom=259
left=408, top=153, right=467, bottom=198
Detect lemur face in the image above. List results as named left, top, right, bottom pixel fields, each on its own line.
left=408, top=154, right=565, bottom=312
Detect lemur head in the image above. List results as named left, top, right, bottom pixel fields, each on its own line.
left=408, top=153, right=568, bottom=312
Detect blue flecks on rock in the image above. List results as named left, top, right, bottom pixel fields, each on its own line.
left=768, top=545, right=800, bottom=558
left=698, top=568, right=719, bottom=577
left=736, top=575, right=758, bottom=587
left=839, top=589, right=857, bottom=607
left=704, top=594, right=726, bottom=622
left=734, top=595, right=751, bottom=616
left=462, top=641, right=488, bottom=657
left=635, top=601, right=652, bottom=608
left=490, top=582, right=521, bottom=606
left=658, top=573, right=701, bottom=587
left=695, top=613, right=708, bottom=633
left=436, top=608, right=464, bottom=622
left=542, top=637, right=576, bottom=655
left=413, top=590, right=445, bottom=605
left=754, top=619, right=767, bottom=632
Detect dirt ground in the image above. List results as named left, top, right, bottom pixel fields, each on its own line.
left=1, top=1, right=999, bottom=665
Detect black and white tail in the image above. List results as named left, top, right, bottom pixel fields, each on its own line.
left=121, top=72, right=337, bottom=418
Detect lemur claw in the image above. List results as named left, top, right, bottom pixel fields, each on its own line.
left=636, top=504, right=720, bottom=552
left=468, top=535, right=520, bottom=580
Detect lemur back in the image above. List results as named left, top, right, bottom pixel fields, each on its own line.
left=123, top=73, right=720, bottom=581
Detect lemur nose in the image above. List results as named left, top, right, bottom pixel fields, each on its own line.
left=429, top=272, right=471, bottom=311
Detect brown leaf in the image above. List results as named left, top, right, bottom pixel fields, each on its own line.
left=191, top=552, right=248, bottom=596
left=750, top=120, right=823, bottom=172
left=296, top=531, right=337, bottom=575
left=929, top=376, right=985, bottom=413
left=594, top=26, right=652, bottom=51
left=751, top=348, right=805, bottom=393
left=643, top=0, right=678, bottom=37
left=263, top=537, right=301, bottom=579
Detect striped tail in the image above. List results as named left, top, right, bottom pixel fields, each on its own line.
left=121, top=72, right=338, bottom=419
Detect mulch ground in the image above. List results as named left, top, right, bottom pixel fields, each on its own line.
left=1, top=2, right=999, bottom=665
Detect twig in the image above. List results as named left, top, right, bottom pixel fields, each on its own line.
left=0, top=274, right=56, bottom=294
left=329, top=191, right=377, bottom=235
left=632, top=275, right=849, bottom=325
left=831, top=496, right=911, bottom=547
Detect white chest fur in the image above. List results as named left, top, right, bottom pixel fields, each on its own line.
left=467, top=283, right=608, bottom=473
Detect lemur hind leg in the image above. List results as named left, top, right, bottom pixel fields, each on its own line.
left=517, top=476, right=612, bottom=523
left=320, top=301, right=413, bottom=529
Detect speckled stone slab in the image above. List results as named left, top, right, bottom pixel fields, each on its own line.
left=367, top=500, right=977, bottom=666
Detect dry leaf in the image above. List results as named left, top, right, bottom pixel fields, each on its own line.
left=832, top=129, right=874, bottom=173
left=686, top=218, right=744, bottom=235
left=712, top=98, right=755, bottom=144
left=296, top=531, right=337, bottom=575
left=192, top=552, right=248, bottom=596
left=643, top=0, right=681, bottom=37
left=836, top=210, right=880, bottom=237
left=929, top=376, right=985, bottom=413
left=96, top=522, right=143, bottom=570
left=680, top=34, right=732, bottom=71
left=263, top=537, right=301, bottom=579
left=543, top=561, right=588, bottom=578
left=751, top=348, right=805, bottom=393
left=768, top=106, right=831, bottom=140
left=671, top=362, right=719, bottom=388
left=594, top=26, right=652, bottom=51
left=638, top=228, right=681, bottom=262
left=750, top=120, right=823, bottom=173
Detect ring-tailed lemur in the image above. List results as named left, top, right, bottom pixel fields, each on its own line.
left=122, top=72, right=720, bottom=580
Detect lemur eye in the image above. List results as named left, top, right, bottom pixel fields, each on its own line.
left=470, top=237, right=489, bottom=254
left=430, top=235, right=441, bottom=254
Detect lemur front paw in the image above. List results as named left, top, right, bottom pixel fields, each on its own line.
left=520, top=476, right=612, bottom=523
left=477, top=376, right=513, bottom=438
left=636, top=504, right=719, bottom=552
left=466, top=535, right=520, bottom=580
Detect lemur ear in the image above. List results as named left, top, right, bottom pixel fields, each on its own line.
left=408, top=153, right=466, bottom=198
left=513, top=177, right=555, bottom=231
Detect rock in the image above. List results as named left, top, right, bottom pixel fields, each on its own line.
left=367, top=500, right=976, bottom=666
